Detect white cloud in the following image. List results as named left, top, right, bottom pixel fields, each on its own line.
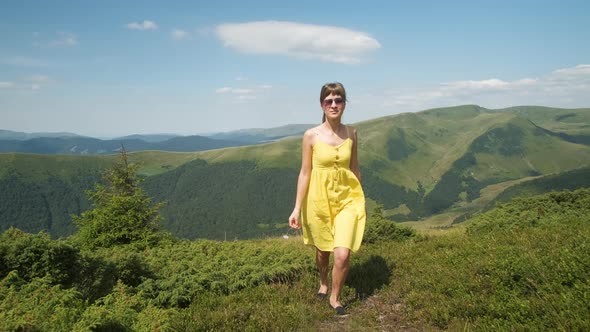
left=50, top=32, right=78, bottom=46
left=552, top=64, right=590, bottom=77
left=216, top=87, right=262, bottom=94
left=32, top=32, right=78, bottom=47
left=171, top=29, right=188, bottom=40
left=26, top=75, right=51, bottom=90
left=216, top=21, right=381, bottom=64
left=0, top=82, right=15, bottom=88
left=197, top=27, right=212, bottom=37
left=49, top=32, right=78, bottom=46
left=126, top=20, right=158, bottom=31
left=443, top=79, right=510, bottom=90
left=214, top=84, right=272, bottom=104
left=28, top=75, right=50, bottom=83
left=441, top=78, right=538, bottom=91
left=0, top=76, right=51, bottom=91
left=238, top=95, right=256, bottom=101
left=216, top=87, right=232, bottom=93
left=380, top=64, right=590, bottom=111
left=0, top=55, right=51, bottom=68
left=231, top=88, right=254, bottom=94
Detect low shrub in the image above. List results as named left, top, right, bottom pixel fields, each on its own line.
left=0, top=228, right=81, bottom=287
left=364, top=205, right=416, bottom=244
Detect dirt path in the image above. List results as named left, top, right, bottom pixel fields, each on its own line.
left=316, top=293, right=433, bottom=332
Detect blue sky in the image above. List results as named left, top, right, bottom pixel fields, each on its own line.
left=1, top=0, right=589, bottom=137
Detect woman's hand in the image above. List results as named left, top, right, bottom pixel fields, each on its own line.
left=289, top=209, right=301, bottom=229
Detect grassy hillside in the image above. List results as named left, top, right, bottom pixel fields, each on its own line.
left=501, top=106, right=590, bottom=136
left=114, top=134, right=181, bottom=142
left=486, top=166, right=590, bottom=208
left=186, top=137, right=303, bottom=169
left=207, top=123, right=314, bottom=143
left=421, top=114, right=590, bottom=214
left=470, top=116, right=590, bottom=178
left=0, top=154, right=113, bottom=236
left=0, top=124, right=316, bottom=155
left=351, top=106, right=510, bottom=191
left=142, top=159, right=297, bottom=240
left=0, top=135, right=248, bottom=155
left=2, top=105, right=590, bottom=239
left=0, top=129, right=81, bottom=140
left=1, top=188, right=588, bottom=331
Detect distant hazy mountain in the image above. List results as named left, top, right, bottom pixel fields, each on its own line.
left=0, top=124, right=316, bottom=154
left=2, top=105, right=589, bottom=240
left=207, top=124, right=314, bottom=144
left=486, top=166, right=590, bottom=209
left=0, top=135, right=247, bottom=154
left=114, top=134, right=182, bottom=143
left=0, top=129, right=82, bottom=141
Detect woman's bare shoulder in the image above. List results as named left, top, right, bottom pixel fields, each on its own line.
left=303, top=126, right=321, bottom=138
left=302, top=126, right=320, bottom=147
left=345, top=125, right=358, bottom=135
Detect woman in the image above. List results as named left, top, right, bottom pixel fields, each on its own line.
left=289, top=82, right=366, bottom=316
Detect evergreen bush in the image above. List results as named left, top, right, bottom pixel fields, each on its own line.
left=363, top=205, right=416, bottom=244
left=72, top=149, right=167, bottom=249
left=0, top=228, right=81, bottom=286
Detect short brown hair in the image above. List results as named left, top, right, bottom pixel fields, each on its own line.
left=320, top=82, right=347, bottom=123
left=320, top=82, right=347, bottom=103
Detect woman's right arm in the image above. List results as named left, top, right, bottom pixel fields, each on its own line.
left=289, top=130, right=314, bottom=229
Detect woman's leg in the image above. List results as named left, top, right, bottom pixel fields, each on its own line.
left=330, top=246, right=350, bottom=308
left=316, top=248, right=331, bottom=294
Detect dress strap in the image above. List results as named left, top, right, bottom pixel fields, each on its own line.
left=345, top=125, right=350, bottom=139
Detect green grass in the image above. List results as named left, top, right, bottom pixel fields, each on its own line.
left=2, top=105, right=588, bottom=188
left=0, top=153, right=114, bottom=182
left=356, top=106, right=516, bottom=190
left=399, top=212, right=465, bottom=233
left=502, top=106, right=590, bottom=135
left=470, top=116, right=590, bottom=181
left=328, top=189, right=590, bottom=331
left=3, top=105, right=590, bottom=240
left=192, top=137, right=302, bottom=169
left=2, top=189, right=589, bottom=331
left=127, top=150, right=204, bottom=177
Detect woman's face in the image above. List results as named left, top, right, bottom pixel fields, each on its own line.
left=321, top=93, right=346, bottom=121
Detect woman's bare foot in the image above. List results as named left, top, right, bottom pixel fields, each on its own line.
left=329, top=299, right=342, bottom=309
left=329, top=298, right=348, bottom=316
left=317, top=284, right=328, bottom=298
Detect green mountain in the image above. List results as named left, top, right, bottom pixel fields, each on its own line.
left=0, top=129, right=82, bottom=140
left=485, top=166, right=590, bottom=209
left=0, top=153, right=114, bottom=237
left=114, top=134, right=181, bottom=143
left=1, top=105, right=589, bottom=239
left=2, top=188, right=589, bottom=331
left=0, top=124, right=317, bottom=154
left=0, top=135, right=248, bottom=155
left=207, top=124, right=314, bottom=144
left=142, top=159, right=296, bottom=240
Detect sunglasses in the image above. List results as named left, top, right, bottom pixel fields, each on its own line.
left=322, top=98, right=344, bottom=107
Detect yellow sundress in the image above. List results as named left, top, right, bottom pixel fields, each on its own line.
left=301, top=128, right=366, bottom=252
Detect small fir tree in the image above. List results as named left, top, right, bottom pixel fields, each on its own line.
left=73, top=148, right=165, bottom=249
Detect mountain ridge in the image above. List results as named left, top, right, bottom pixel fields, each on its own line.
left=1, top=105, right=590, bottom=239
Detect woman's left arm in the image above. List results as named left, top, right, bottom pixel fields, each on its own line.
left=349, top=127, right=362, bottom=184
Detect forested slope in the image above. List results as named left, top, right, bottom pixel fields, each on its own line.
left=1, top=105, right=590, bottom=239
left=1, top=188, right=588, bottom=331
